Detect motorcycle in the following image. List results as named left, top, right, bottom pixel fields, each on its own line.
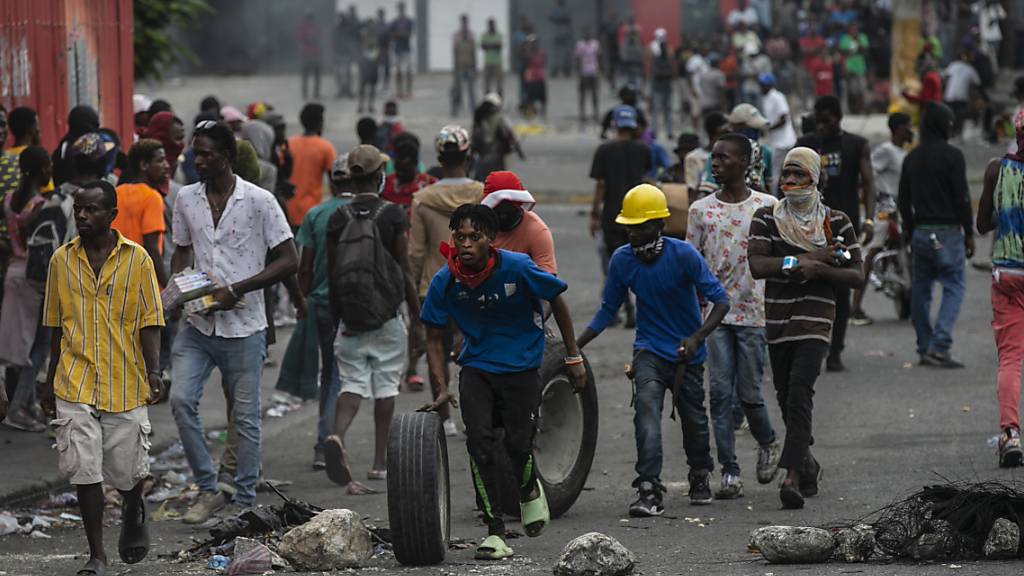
left=868, top=211, right=912, bottom=320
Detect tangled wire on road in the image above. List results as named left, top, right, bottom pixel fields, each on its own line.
left=828, top=481, right=1024, bottom=561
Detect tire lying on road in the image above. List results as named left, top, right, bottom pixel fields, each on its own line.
left=387, top=412, right=450, bottom=566
left=495, top=336, right=599, bottom=518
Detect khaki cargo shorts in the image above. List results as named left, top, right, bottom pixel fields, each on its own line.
left=53, top=398, right=151, bottom=491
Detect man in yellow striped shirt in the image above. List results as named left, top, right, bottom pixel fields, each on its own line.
left=44, top=180, right=164, bottom=575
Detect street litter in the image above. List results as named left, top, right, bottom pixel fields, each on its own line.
left=750, top=481, right=1024, bottom=564
left=207, top=554, right=231, bottom=571
left=0, top=513, right=18, bottom=536
left=265, top=393, right=303, bottom=418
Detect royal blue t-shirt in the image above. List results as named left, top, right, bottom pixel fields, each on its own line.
left=420, top=250, right=568, bottom=374
left=588, top=237, right=729, bottom=364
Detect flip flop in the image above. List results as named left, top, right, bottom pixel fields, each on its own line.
left=520, top=482, right=550, bottom=538
left=475, top=534, right=514, bottom=560
left=323, top=435, right=353, bottom=486
left=75, top=558, right=107, bottom=576
left=118, top=498, right=150, bottom=564
left=405, top=375, right=425, bottom=392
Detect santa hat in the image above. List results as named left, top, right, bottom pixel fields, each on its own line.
left=481, top=171, right=536, bottom=211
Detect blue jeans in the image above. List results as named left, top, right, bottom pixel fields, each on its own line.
left=171, top=325, right=267, bottom=505
left=910, top=228, right=966, bottom=355
left=314, top=303, right=341, bottom=447
left=651, top=82, right=673, bottom=138
left=707, top=325, right=775, bottom=476
left=10, top=326, right=50, bottom=413
left=632, top=351, right=713, bottom=486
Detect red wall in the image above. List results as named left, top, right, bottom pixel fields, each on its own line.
left=631, top=0, right=681, bottom=49
left=0, top=0, right=133, bottom=150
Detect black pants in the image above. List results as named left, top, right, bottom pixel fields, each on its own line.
left=768, top=339, right=829, bottom=470
left=829, top=287, right=850, bottom=361
left=460, top=366, right=541, bottom=536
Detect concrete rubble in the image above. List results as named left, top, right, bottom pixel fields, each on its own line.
left=831, top=524, right=876, bottom=563
left=553, top=532, right=636, bottom=576
left=748, top=526, right=836, bottom=564
left=277, top=508, right=373, bottom=571
left=983, top=518, right=1020, bottom=560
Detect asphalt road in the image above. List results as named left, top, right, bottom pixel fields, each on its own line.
left=1, top=72, right=1022, bottom=575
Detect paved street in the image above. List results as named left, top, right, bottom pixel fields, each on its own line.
left=0, top=72, right=1021, bottom=575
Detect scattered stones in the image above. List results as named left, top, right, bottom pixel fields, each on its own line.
left=832, top=524, right=875, bottom=563
left=278, top=509, right=373, bottom=571
left=553, top=532, right=636, bottom=576
left=983, top=518, right=1020, bottom=560
left=749, top=526, right=836, bottom=564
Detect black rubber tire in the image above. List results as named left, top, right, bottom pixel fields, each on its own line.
left=387, top=412, right=450, bottom=566
left=493, top=337, right=599, bottom=519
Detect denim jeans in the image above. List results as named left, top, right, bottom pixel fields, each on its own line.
left=9, top=326, right=50, bottom=413
left=451, top=70, right=477, bottom=116
left=910, top=228, right=966, bottom=355
left=632, top=351, right=714, bottom=486
left=707, top=325, right=776, bottom=476
left=651, top=82, right=673, bottom=138
left=171, top=325, right=267, bottom=505
left=314, top=303, right=341, bottom=448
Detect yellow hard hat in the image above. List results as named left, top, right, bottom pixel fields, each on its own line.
left=615, top=184, right=671, bottom=225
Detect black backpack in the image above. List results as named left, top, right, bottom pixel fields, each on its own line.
left=330, top=202, right=405, bottom=333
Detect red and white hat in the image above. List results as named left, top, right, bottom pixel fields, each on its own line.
left=481, top=171, right=536, bottom=211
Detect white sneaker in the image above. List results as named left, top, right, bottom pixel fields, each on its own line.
left=443, top=419, right=458, bottom=437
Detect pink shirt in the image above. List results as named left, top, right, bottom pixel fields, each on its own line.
left=576, top=39, right=600, bottom=77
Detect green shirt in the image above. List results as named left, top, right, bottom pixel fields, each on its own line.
left=839, top=33, right=868, bottom=76
left=481, top=31, right=503, bottom=67
left=295, top=195, right=351, bottom=306
left=0, top=152, right=19, bottom=240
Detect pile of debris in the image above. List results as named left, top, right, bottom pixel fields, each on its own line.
left=749, top=481, right=1024, bottom=564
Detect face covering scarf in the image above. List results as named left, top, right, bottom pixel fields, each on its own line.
left=632, top=236, right=664, bottom=263
left=773, top=181, right=828, bottom=253
left=439, top=242, right=498, bottom=289
left=1007, top=107, right=1024, bottom=163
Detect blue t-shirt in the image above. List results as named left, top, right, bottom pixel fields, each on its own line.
left=420, top=250, right=567, bottom=374
left=588, top=237, right=729, bottom=364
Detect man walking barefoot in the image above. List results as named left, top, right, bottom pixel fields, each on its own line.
left=44, top=181, right=165, bottom=575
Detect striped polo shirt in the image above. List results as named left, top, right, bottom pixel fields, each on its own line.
left=43, top=232, right=164, bottom=413
left=747, top=207, right=862, bottom=344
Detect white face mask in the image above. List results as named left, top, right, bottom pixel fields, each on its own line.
left=377, top=171, right=386, bottom=194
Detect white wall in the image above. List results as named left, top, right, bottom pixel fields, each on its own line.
left=426, top=0, right=509, bottom=71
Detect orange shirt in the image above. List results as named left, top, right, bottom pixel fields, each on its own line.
left=286, top=134, right=337, bottom=226
left=493, top=210, right=557, bottom=275
left=112, top=182, right=166, bottom=252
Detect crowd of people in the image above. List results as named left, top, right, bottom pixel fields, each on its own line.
left=1, top=2, right=1023, bottom=574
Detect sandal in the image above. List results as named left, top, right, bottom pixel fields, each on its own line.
left=520, top=482, right=550, bottom=538
left=119, top=497, right=150, bottom=564
left=323, top=435, right=353, bottom=486
left=367, top=469, right=387, bottom=481
left=75, top=558, right=107, bottom=576
left=475, top=534, right=514, bottom=560
left=405, top=375, right=425, bottom=392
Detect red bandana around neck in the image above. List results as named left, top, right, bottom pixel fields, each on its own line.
left=439, top=242, right=498, bottom=288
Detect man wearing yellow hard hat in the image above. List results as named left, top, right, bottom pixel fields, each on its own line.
left=577, top=183, right=730, bottom=517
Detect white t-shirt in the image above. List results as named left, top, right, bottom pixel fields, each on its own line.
left=943, top=60, right=980, bottom=102
left=974, top=2, right=1006, bottom=43
left=687, top=190, right=778, bottom=327
left=870, top=141, right=905, bottom=214
left=761, top=88, right=797, bottom=150
left=728, top=7, right=759, bottom=28
left=173, top=176, right=294, bottom=338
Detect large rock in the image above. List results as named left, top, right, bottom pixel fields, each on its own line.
left=832, top=524, right=875, bottom=563
left=553, top=532, right=636, bottom=576
left=749, top=526, right=835, bottom=564
left=278, top=509, right=373, bottom=570
left=983, top=518, right=1020, bottom=560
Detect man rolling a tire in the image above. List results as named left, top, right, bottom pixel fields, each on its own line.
left=420, top=204, right=587, bottom=560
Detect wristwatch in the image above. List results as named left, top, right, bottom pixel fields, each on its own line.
left=781, top=256, right=798, bottom=276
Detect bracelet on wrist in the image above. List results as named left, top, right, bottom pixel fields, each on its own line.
left=226, top=284, right=239, bottom=299
left=564, top=355, right=584, bottom=366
